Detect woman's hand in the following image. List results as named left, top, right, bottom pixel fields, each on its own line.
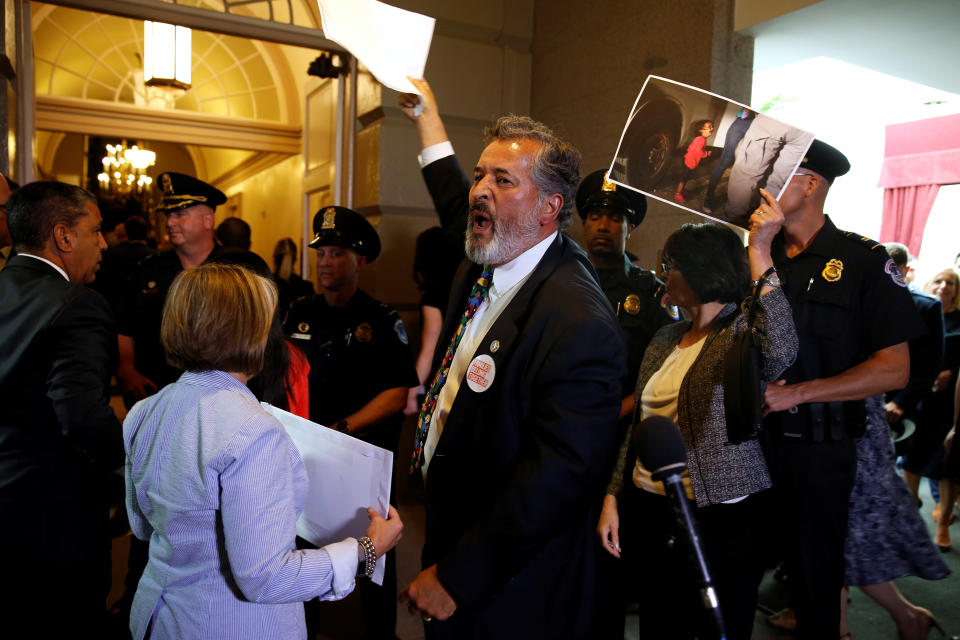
left=596, top=494, right=621, bottom=559
left=364, top=506, right=403, bottom=558
left=747, top=188, right=785, bottom=296
left=748, top=188, right=785, bottom=255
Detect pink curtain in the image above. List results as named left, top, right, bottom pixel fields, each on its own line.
left=879, top=184, right=940, bottom=257
left=877, top=115, right=960, bottom=256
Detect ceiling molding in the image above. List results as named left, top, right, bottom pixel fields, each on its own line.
left=210, top=150, right=292, bottom=192
left=36, top=95, right=302, bottom=153
left=44, top=0, right=338, bottom=51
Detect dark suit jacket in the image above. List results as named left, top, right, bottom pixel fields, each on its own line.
left=421, top=155, right=626, bottom=639
left=0, top=255, right=123, bottom=575
left=889, top=289, right=944, bottom=415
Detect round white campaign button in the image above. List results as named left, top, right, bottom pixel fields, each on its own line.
left=465, top=354, right=496, bottom=393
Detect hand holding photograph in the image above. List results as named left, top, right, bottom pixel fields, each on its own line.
left=608, top=76, right=814, bottom=229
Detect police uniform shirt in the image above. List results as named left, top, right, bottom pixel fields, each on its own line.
left=596, top=255, right=677, bottom=390
left=769, top=216, right=925, bottom=436
left=285, top=290, right=418, bottom=446
left=118, top=247, right=223, bottom=389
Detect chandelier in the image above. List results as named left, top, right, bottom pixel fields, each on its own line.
left=97, top=143, right=156, bottom=197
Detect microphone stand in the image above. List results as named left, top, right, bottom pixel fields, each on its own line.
left=662, top=473, right=728, bottom=640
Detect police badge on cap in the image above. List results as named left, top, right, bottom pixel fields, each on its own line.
left=155, top=172, right=227, bottom=213
left=309, top=206, right=382, bottom=262
left=575, top=169, right=648, bottom=226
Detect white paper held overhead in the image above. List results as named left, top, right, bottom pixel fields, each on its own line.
left=316, top=0, right=435, bottom=94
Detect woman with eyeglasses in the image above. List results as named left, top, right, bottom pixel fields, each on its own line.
left=596, top=189, right=797, bottom=640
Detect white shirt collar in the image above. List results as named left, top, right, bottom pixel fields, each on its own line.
left=488, top=231, right=558, bottom=296
left=17, top=252, right=70, bottom=281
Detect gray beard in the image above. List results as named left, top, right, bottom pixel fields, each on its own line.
left=464, top=199, right=543, bottom=266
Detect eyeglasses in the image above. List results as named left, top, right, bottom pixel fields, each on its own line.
left=661, top=257, right=676, bottom=273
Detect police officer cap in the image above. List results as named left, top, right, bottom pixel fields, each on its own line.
left=575, top=169, right=647, bottom=226
left=799, top=140, right=850, bottom=184
left=309, top=206, right=381, bottom=262
left=156, top=172, right=226, bottom=213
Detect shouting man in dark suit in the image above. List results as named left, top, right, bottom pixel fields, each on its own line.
left=398, top=111, right=626, bottom=638
left=0, top=181, right=124, bottom=635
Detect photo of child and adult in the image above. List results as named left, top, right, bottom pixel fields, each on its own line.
left=607, top=75, right=815, bottom=229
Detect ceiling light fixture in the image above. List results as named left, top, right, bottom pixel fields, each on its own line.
left=144, top=21, right=192, bottom=91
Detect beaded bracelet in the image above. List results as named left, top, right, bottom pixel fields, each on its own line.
left=357, top=536, right=377, bottom=579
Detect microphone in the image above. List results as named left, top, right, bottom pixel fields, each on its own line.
left=633, top=415, right=727, bottom=640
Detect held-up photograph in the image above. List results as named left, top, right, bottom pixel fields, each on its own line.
left=608, top=75, right=815, bottom=229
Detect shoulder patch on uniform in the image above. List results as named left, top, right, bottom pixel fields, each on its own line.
left=840, top=230, right=882, bottom=251
left=884, top=258, right=907, bottom=287
left=661, top=296, right=680, bottom=320
left=393, top=318, right=409, bottom=345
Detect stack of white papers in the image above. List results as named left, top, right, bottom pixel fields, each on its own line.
left=262, top=403, right=393, bottom=585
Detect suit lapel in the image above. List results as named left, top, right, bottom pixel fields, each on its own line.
left=435, top=234, right=570, bottom=455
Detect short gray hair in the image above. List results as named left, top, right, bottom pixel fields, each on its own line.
left=883, top=242, right=911, bottom=270
left=484, top=115, right=581, bottom=231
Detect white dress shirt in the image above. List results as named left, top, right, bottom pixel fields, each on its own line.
left=418, top=140, right=456, bottom=169
left=422, top=231, right=558, bottom=479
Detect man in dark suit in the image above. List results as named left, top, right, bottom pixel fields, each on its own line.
left=0, top=181, right=124, bottom=635
left=398, top=105, right=626, bottom=636
left=882, top=242, right=944, bottom=424
left=883, top=242, right=945, bottom=506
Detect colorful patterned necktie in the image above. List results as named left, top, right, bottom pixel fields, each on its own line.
left=410, top=266, right=494, bottom=472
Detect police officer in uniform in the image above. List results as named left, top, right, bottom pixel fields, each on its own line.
left=113, top=172, right=226, bottom=616
left=116, top=172, right=225, bottom=405
left=285, top=206, right=417, bottom=640
left=576, top=169, right=677, bottom=420
left=758, top=140, right=924, bottom=639
left=575, top=170, right=676, bottom=639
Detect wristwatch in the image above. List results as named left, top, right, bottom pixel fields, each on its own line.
left=753, top=267, right=781, bottom=289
